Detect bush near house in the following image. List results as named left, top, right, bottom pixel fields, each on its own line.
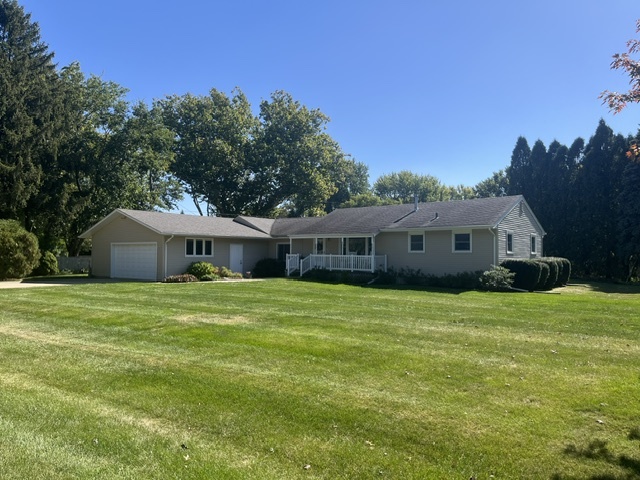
left=0, top=220, right=41, bottom=280
left=252, top=258, right=286, bottom=278
left=500, top=257, right=572, bottom=291
left=162, top=274, right=199, bottom=283
left=479, top=265, right=515, bottom=292
left=186, top=261, right=217, bottom=280
left=500, top=259, right=542, bottom=291
left=32, top=251, right=59, bottom=277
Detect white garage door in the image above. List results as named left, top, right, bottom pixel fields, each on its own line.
left=111, top=243, right=157, bottom=280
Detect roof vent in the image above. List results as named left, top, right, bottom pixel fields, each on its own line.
left=414, top=194, right=419, bottom=212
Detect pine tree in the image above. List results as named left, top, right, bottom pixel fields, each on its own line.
left=0, top=0, right=65, bottom=223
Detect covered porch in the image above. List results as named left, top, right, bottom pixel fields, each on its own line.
left=283, top=235, right=387, bottom=276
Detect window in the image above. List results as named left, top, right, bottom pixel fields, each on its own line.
left=408, top=233, right=424, bottom=253
left=186, top=238, right=213, bottom=257
left=453, top=232, right=471, bottom=252
left=530, top=234, right=537, bottom=255
left=506, top=231, right=513, bottom=254
left=315, top=239, right=324, bottom=254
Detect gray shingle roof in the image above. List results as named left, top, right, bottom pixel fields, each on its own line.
left=81, top=195, right=533, bottom=240
left=383, top=195, right=525, bottom=230
left=287, top=195, right=526, bottom=236
left=90, top=209, right=273, bottom=238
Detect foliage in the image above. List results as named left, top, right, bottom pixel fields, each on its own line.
left=185, top=261, right=217, bottom=280
left=500, top=259, right=542, bottom=291
left=32, top=250, right=59, bottom=276
left=0, top=219, right=40, bottom=279
left=200, top=273, right=220, bottom=282
left=535, top=261, right=550, bottom=291
left=161, top=273, right=198, bottom=283
left=159, top=89, right=360, bottom=217
left=600, top=19, right=640, bottom=113
left=536, top=258, right=560, bottom=290
left=473, top=169, right=509, bottom=198
left=252, top=258, right=285, bottom=278
left=302, top=268, right=376, bottom=285
left=479, top=265, right=515, bottom=291
left=0, top=0, right=68, bottom=224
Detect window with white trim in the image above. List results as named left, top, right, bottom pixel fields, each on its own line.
left=506, top=231, right=513, bottom=254
left=530, top=234, right=538, bottom=255
left=185, top=238, right=213, bottom=257
left=408, top=232, right=425, bottom=253
left=453, top=231, right=472, bottom=252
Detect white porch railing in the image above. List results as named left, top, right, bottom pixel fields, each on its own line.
left=286, top=253, right=300, bottom=276
left=287, top=254, right=387, bottom=276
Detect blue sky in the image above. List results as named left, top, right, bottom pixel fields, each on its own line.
left=19, top=1, right=640, bottom=203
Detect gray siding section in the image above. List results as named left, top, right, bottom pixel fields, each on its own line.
left=376, top=229, right=495, bottom=275
left=91, top=217, right=165, bottom=279
left=497, top=202, right=544, bottom=262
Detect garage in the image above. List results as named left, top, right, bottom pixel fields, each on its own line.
left=111, top=243, right=158, bottom=280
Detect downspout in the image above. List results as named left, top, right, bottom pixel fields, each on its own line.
left=164, top=235, right=174, bottom=279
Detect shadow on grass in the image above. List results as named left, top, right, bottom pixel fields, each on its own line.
left=567, top=280, right=640, bottom=295
left=552, top=429, right=640, bottom=480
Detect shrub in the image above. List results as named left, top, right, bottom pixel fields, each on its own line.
left=200, top=273, right=220, bottom=282
left=535, top=262, right=550, bottom=291
left=479, top=265, right=515, bottom=292
left=548, top=257, right=571, bottom=286
left=501, top=259, right=542, bottom=291
left=252, top=258, right=285, bottom=278
left=162, top=274, right=198, bottom=283
left=186, top=261, right=217, bottom=280
left=0, top=220, right=41, bottom=279
left=536, top=258, right=559, bottom=291
left=218, top=266, right=236, bottom=278
left=32, top=251, right=59, bottom=276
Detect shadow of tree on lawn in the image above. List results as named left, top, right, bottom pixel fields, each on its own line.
left=552, top=429, right=640, bottom=480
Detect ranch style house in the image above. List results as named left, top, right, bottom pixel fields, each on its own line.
left=80, top=195, right=545, bottom=281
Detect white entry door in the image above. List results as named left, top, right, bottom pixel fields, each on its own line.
left=230, top=244, right=243, bottom=274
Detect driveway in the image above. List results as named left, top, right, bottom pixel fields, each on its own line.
left=0, top=277, right=121, bottom=289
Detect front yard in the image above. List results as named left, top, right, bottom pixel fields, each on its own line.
left=0, top=279, right=638, bottom=479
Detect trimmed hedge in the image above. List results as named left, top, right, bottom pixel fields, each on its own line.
left=500, top=259, right=541, bottom=291
left=501, top=257, right=572, bottom=291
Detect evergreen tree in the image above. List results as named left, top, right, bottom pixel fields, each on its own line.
left=617, top=146, right=640, bottom=280
left=506, top=136, right=531, bottom=196
left=0, top=0, right=66, bottom=224
left=572, top=120, right=627, bottom=277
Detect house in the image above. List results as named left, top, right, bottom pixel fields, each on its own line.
left=80, top=195, right=545, bottom=281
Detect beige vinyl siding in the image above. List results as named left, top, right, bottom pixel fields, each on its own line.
left=90, top=216, right=164, bottom=279
left=497, top=201, right=544, bottom=262
left=165, top=237, right=270, bottom=277
left=376, top=229, right=494, bottom=275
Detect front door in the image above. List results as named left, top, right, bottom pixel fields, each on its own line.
left=230, top=243, right=243, bottom=274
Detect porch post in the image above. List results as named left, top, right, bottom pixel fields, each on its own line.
left=371, top=235, right=375, bottom=272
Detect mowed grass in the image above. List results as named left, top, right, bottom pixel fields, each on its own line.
left=0, top=279, right=638, bottom=479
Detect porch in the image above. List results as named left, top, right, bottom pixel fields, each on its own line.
left=286, top=254, right=387, bottom=276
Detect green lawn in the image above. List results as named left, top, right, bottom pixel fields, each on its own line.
left=0, top=279, right=638, bottom=479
